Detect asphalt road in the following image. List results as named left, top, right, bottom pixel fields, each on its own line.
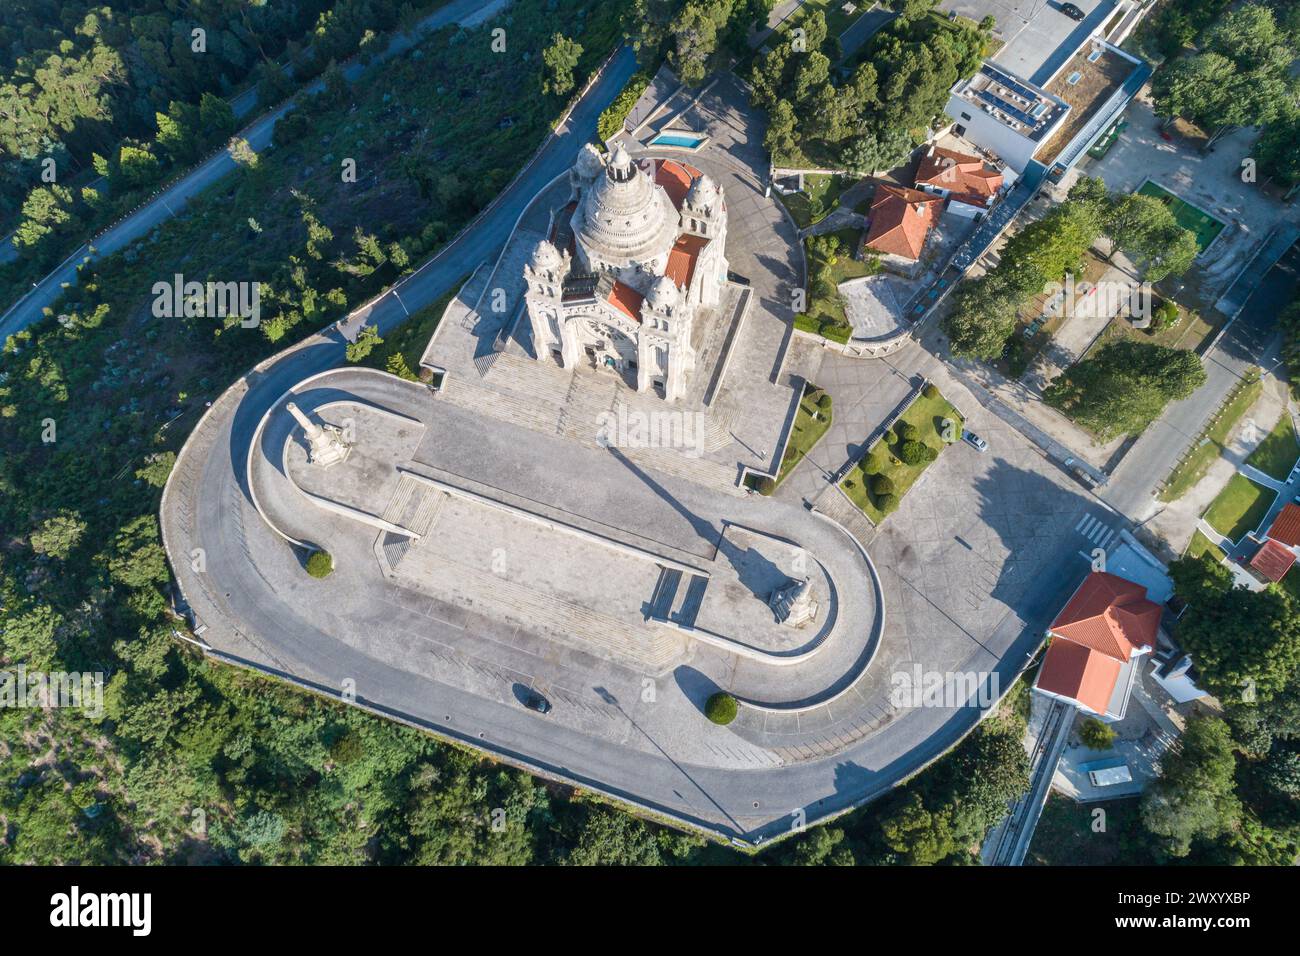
left=0, top=0, right=510, bottom=339
left=1101, top=242, right=1300, bottom=520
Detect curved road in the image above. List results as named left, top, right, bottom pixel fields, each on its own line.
left=161, top=43, right=1041, bottom=844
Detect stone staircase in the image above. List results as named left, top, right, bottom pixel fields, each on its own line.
left=811, top=485, right=876, bottom=550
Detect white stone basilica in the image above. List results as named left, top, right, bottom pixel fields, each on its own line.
left=523, top=143, right=728, bottom=401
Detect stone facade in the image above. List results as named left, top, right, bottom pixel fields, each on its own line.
left=524, top=143, right=728, bottom=401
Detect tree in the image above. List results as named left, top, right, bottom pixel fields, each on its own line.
left=29, top=510, right=87, bottom=559
left=763, top=98, right=800, bottom=162
left=1141, top=715, right=1241, bottom=858
left=306, top=550, right=333, bottom=578
left=541, top=34, right=583, bottom=96
left=880, top=792, right=961, bottom=864
left=1173, top=577, right=1300, bottom=703
left=1079, top=717, right=1117, bottom=751
left=104, top=515, right=169, bottom=590
left=839, top=125, right=912, bottom=175
left=870, top=473, right=895, bottom=495
left=668, top=2, right=727, bottom=87
left=13, top=185, right=80, bottom=257
left=345, top=324, right=383, bottom=363
left=198, top=92, right=236, bottom=144
left=1044, top=340, right=1206, bottom=439
left=1105, top=192, right=1198, bottom=281
left=705, top=691, right=737, bottom=724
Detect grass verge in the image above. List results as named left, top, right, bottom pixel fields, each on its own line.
left=1203, top=473, right=1274, bottom=543
left=1158, top=374, right=1261, bottom=502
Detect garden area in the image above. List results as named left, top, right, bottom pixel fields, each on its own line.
left=796, top=228, right=878, bottom=344
left=757, top=383, right=834, bottom=494
left=840, top=383, right=962, bottom=523
left=775, top=174, right=854, bottom=230
left=1203, top=473, right=1275, bottom=543
left=1244, top=412, right=1299, bottom=482
left=1158, top=372, right=1261, bottom=503
left=1186, top=529, right=1226, bottom=563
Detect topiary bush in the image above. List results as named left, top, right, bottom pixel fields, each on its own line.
left=871, top=473, right=895, bottom=495
left=882, top=428, right=896, bottom=445
left=876, top=492, right=899, bottom=514
left=898, top=440, right=936, bottom=466
left=922, top=383, right=939, bottom=399
left=306, top=550, right=334, bottom=578
left=898, top=421, right=920, bottom=442
left=817, top=392, right=832, bottom=412
left=705, top=692, right=738, bottom=725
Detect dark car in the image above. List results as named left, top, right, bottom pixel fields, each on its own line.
left=521, top=691, right=552, bottom=715
left=1060, top=2, right=1086, bottom=21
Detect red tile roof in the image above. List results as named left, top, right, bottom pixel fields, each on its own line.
left=1251, top=537, right=1297, bottom=583
left=864, top=184, right=941, bottom=260
left=1036, top=638, right=1122, bottom=716
left=651, top=159, right=701, bottom=210
left=1049, top=571, right=1160, bottom=662
left=664, top=233, right=709, bottom=289
left=914, top=147, right=1003, bottom=206
left=1267, top=503, right=1300, bottom=548
left=607, top=281, right=644, bottom=322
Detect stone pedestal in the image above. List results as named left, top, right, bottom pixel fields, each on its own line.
left=770, top=577, right=818, bottom=628
left=287, top=401, right=352, bottom=468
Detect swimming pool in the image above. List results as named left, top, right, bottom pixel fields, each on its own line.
left=649, top=132, right=707, bottom=150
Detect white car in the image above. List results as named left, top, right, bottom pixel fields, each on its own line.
left=962, top=430, right=988, bottom=453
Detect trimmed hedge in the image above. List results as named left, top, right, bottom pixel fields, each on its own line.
left=922, top=383, right=939, bottom=399
left=870, top=473, right=895, bottom=495
left=705, top=692, right=738, bottom=725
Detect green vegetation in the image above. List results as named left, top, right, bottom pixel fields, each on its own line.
left=1246, top=407, right=1300, bottom=482
left=705, top=692, right=738, bottom=725
left=1186, top=529, right=1226, bottom=562
left=1079, top=718, right=1117, bottom=751
left=841, top=385, right=961, bottom=523
left=797, top=229, right=877, bottom=343
left=750, top=3, right=990, bottom=170
left=1158, top=373, right=1261, bottom=502
left=1202, top=473, right=1273, bottom=542
left=1028, top=795, right=1154, bottom=865
left=597, top=71, right=651, bottom=141
left=1150, top=2, right=1297, bottom=152
left=305, top=550, right=334, bottom=578
left=358, top=284, right=460, bottom=381
left=1283, top=301, right=1300, bottom=400
left=1046, top=340, right=1206, bottom=441
left=771, top=384, right=833, bottom=491
left=776, top=174, right=850, bottom=229
left=1, top=1, right=455, bottom=309
left=1135, top=181, right=1224, bottom=253
left=945, top=176, right=1201, bottom=360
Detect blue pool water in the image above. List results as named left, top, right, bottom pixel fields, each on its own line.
left=650, top=132, right=706, bottom=149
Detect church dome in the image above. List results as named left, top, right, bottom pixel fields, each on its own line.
left=530, top=238, right=562, bottom=271
left=575, top=142, right=604, bottom=180
left=686, top=173, right=719, bottom=208
left=646, top=275, right=680, bottom=308
left=575, top=145, right=677, bottom=268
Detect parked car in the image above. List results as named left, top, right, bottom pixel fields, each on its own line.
left=521, top=691, right=552, bottom=715
left=962, top=430, right=989, bottom=453
left=1060, top=2, right=1086, bottom=21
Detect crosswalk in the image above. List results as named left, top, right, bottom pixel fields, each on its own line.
left=1074, top=512, right=1117, bottom=551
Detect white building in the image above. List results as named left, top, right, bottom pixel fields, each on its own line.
left=524, top=143, right=728, bottom=401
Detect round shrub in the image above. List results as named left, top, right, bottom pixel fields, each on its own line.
left=871, top=473, right=895, bottom=495
left=898, top=439, right=936, bottom=466
left=876, top=492, right=899, bottom=514
left=898, top=421, right=920, bottom=442
left=816, top=392, right=832, bottom=412
left=922, top=383, right=939, bottom=399
left=705, top=692, right=738, bottom=725
left=1078, top=717, right=1116, bottom=751
left=882, top=428, right=897, bottom=445
left=306, top=550, right=334, bottom=578
left=864, top=448, right=884, bottom=471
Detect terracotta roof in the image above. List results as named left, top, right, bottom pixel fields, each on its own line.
left=914, top=147, right=1003, bottom=206
left=1035, top=638, right=1122, bottom=716
left=607, top=280, right=644, bottom=322
left=1251, top=537, right=1297, bottom=583
left=651, top=158, right=701, bottom=210
left=664, top=233, right=709, bottom=289
left=1267, top=503, right=1300, bottom=548
left=1049, top=571, right=1160, bottom=662
left=864, top=184, right=941, bottom=260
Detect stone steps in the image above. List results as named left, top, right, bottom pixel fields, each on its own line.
left=381, top=475, right=418, bottom=525
left=812, top=486, right=876, bottom=550
left=409, top=489, right=445, bottom=540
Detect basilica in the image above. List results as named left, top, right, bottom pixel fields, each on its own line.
left=523, top=142, right=728, bottom=401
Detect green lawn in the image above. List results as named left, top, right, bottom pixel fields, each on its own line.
left=1137, top=180, right=1225, bottom=252
left=770, top=384, right=834, bottom=492
left=1203, top=473, right=1275, bottom=543
left=1186, top=529, right=1226, bottom=562
left=840, top=386, right=962, bottom=523
left=1245, top=412, right=1299, bottom=481
left=776, top=174, right=852, bottom=230
left=1158, top=375, right=1262, bottom=502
